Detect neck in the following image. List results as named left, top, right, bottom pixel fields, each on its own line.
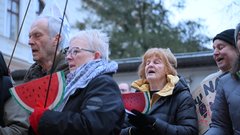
left=39, top=60, right=53, bottom=72
left=149, top=78, right=167, bottom=91
left=38, top=51, right=59, bottom=72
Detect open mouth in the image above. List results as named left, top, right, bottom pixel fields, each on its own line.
left=69, top=64, right=75, bottom=69
left=147, top=70, right=155, bottom=74
left=216, top=57, right=224, bottom=62
left=32, top=49, right=38, bottom=53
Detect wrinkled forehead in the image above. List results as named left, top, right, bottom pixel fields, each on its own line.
left=212, top=39, right=235, bottom=50
left=30, top=18, right=48, bottom=33
left=144, top=50, right=164, bottom=61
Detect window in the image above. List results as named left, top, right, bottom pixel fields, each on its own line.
left=7, top=0, right=19, bottom=40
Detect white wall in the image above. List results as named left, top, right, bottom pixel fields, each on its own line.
left=0, top=0, right=41, bottom=71
left=0, top=0, right=6, bottom=36
left=0, top=35, right=32, bottom=70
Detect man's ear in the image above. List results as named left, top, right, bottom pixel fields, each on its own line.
left=94, top=51, right=101, bottom=59
left=53, top=34, right=62, bottom=46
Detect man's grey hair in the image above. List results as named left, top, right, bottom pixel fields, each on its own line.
left=37, top=16, right=69, bottom=50
left=71, top=30, right=110, bottom=60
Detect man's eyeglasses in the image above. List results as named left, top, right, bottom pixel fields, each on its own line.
left=66, top=47, right=95, bottom=57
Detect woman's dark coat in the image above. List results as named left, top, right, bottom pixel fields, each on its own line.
left=206, top=73, right=240, bottom=135
left=38, top=73, right=125, bottom=135
left=121, top=77, right=198, bottom=135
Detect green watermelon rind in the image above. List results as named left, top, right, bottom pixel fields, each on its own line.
left=47, top=71, right=66, bottom=110
left=142, top=92, right=151, bottom=114
left=10, top=87, right=33, bottom=112
left=10, top=71, right=66, bottom=113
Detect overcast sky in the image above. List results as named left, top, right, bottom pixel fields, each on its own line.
left=51, top=0, right=240, bottom=48
left=165, top=0, right=239, bottom=38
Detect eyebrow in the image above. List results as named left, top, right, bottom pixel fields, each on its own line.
left=80, top=48, right=95, bottom=53
left=69, top=47, right=95, bottom=53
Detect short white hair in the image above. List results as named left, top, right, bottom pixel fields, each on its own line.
left=71, top=30, right=110, bottom=60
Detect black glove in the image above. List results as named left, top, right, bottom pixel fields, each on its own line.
left=128, top=109, right=156, bottom=128
left=129, top=126, right=154, bottom=135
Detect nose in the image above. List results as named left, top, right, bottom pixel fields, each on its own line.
left=28, top=36, right=34, bottom=46
left=65, top=53, right=73, bottom=61
left=213, top=48, right=219, bottom=56
left=147, top=61, right=154, bottom=67
left=213, top=48, right=220, bottom=61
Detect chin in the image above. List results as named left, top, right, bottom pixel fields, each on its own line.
left=220, top=67, right=229, bottom=72
left=69, top=67, right=76, bottom=72
left=32, top=57, right=38, bottom=62
left=146, top=76, right=156, bottom=81
left=217, top=64, right=224, bottom=70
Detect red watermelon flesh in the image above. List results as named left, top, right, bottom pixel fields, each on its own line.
left=121, top=92, right=150, bottom=114
left=10, top=71, right=65, bottom=112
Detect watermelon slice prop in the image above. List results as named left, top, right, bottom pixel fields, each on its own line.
left=121, top=92, right=151, bottom=114
left=10, top=71, right=66, bottom=113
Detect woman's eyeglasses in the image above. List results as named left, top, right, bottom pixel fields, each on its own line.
left=66, top=47, right=95, bottom=57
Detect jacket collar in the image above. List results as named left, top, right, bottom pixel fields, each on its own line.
left=131, top=75, right=179, bottom=106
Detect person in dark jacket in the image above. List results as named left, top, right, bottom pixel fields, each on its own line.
left=29, top=30, right=125, bottom=135
left=0, top=51, right=29, bottom=135
left=120, top=48, right=198, bottom=135
left=205, top=23, right=240, bottom=135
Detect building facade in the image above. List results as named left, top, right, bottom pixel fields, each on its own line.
left=0, top=0, right=82, bottom=71
left=0, top=0, right=44, bottom=71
